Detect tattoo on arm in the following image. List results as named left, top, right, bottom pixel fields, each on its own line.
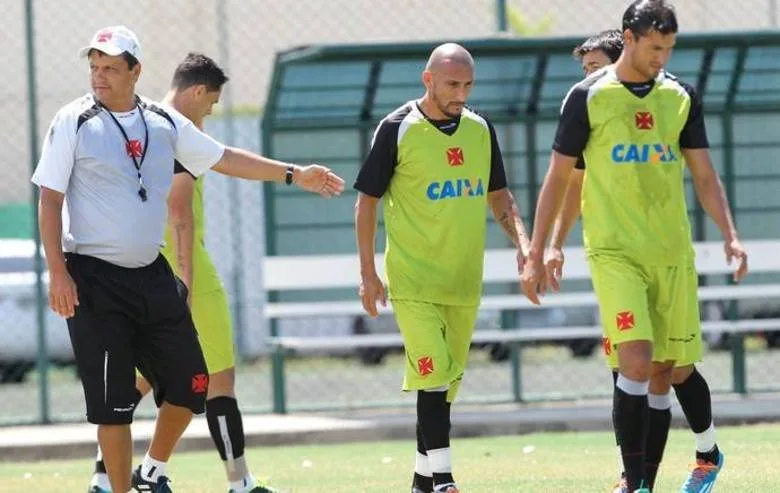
left=174, top=224, right=187, bottom=270
left=497, top=206, right=529, bottom=250
left=498, top=210, right=517, bottom=245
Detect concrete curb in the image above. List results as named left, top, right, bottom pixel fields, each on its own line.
left=2, top=394, right=779, bottom=462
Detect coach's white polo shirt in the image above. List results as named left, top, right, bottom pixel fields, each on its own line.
left=32, top=93, right=225, bottom=268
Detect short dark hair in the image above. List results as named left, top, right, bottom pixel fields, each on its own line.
left=171, top=52, right=229, bottom=92
left=87, top=49, right=139, bottom=70
left=623, top=0, right=678, bottom=38
left=573, top=29, right=624, bottom=63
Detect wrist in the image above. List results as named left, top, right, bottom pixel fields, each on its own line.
left=724, top=229, right=739, bottom=243
left=517, top=240, right=531, bottom=257
left=286, top=164, right=301, bottom=186
left=528, top=246, right=544, bottom=262
left=46, top=253, right=68, bottom=274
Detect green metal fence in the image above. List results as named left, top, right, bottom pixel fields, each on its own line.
left=260, top=32, right=780, bottom=412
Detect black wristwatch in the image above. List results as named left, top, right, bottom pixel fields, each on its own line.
left=285, top=165, right=295, bottom=186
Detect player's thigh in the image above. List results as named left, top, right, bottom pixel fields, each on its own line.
left=441, top=305, right=478, bottom=369
left=648, top=263, right=692, bottom=363
left=676, top=261, right=704, bottom=367
left=392, top=300, right=458, bottom=390
left=190, top=288, right=235, bottom=375
left=588, top=256, right=653, bottom=347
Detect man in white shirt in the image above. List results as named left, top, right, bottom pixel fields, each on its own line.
left=31, top=26, right=344, bottom=493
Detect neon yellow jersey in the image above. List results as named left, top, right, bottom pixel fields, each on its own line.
left=161, top=174, right=223, bottom=294
left=354, top=102, right=508, bottom=306
left=554, top=68, right=708, bottom=266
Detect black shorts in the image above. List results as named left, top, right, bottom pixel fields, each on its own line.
left=65, top=253, right=207, bottom=425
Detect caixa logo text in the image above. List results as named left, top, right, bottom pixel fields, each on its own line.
left=611, top=143, right=678, bottom=164
left=426, top=178, right=485, bottom=200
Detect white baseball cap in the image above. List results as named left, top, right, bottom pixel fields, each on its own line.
left=79, top=26, right=143, bottom=63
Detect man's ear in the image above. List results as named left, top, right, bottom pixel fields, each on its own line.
left=422, top=70, right=433, bottom=91
left=131, top=64, right=142, bottom=83
left=192, top=85, right=207, bottom=98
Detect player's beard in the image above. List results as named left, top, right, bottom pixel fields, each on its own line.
left=632, top=59, right=659, bottom=81
left=432, top=92, right=463, bottom=119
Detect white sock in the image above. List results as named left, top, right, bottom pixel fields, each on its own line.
left=415, top=451, right=432, bottom=477
left=695, top=422, right=717, bottom=453
left=96, top=445, right=103, bottom=462
left=140, top=452, right=167, bottom=482
left=616, top=374, right=650, bottom=396
left=90, top=471, right=112, bottom=491
left=225, top=454, right=251, bottom=483
left=616, top=445, right=624, bottom=475
left=229, top=473, right=256, bottom=493
left=648, top=391, right=672, bottom=410
left=427, top=447, right=452, bottom=474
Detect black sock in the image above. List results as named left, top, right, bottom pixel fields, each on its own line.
left=672, top=368, right=713, bottom=434
left=673, top=368, right=720, bottom=464
left=611, top=371, right=620, bottom=448
left=417, top=390, right=453, bottom=487
left=432, top=473, right=455, bottom=487
left=645, top=404, right=671, bottom=489
left=205, top=396, right=246, bottom=462
left=413, top=421, right=433, bottom=492
left=611, top=370, right=624, bottom=480
left=614, top=379, right=649, bottom=490
left=94, top=459, right=106, bottom=474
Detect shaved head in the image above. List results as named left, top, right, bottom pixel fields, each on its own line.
left=420, top=43, right=475, bottom=119
left=425, top=43, right=475, bottom=72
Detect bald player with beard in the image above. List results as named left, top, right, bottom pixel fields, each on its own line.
left=354, top=43, right=530, bottom=493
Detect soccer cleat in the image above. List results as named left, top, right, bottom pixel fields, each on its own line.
left=611, top=479, right=648, bottom=493
left=611, top=475, right=627, bottom=493
left=227, top=475, right=280, bottom=493
left=680, top=451, right=724, bottom=493
left=433, top=484, right=459, bottom=493
left=131, top=465, right=173, bottom=492
left=87, top=473, right=112, bottom=493
left=242, top=487, right=279, bottom=493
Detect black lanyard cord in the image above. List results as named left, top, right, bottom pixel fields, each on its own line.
left=99, top=96, right=150, bottom=202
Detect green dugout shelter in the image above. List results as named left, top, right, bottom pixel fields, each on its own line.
left=261, top=32, right=780, bottom=259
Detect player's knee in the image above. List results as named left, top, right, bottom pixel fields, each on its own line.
left=616, top=340, right=653, bottom=381
left=205, top=367, right=236, bottom=400
left=671, top=364, right=695, bottom=385
left=649, top=363, right=674, bottom=394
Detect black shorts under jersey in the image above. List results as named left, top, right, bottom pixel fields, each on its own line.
left=65, top=253, right=207, bottom=425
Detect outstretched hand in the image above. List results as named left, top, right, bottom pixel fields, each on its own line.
left=295, top=164, right=345, bottom=197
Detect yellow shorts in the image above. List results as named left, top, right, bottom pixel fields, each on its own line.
left=392, top=300, right=478, bottom=403
left=591, top=256, right=703, bottom=367
left=190, top=287, right=235, bottom=374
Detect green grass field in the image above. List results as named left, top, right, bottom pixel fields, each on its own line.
left=1, top=424, right=779, bottom=492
